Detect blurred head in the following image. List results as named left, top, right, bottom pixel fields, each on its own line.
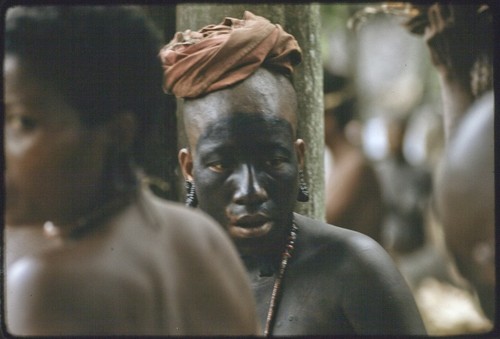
left=179, top=68, right=305, bottom=256
left=5, top=6, right=164, bottom=161
left=323, top=71, right=356, bottom=144
left=4, top=6, right=164, bottom=225
left=405, top=3, right=493, bottom=97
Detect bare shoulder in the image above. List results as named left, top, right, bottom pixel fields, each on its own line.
left=6, top=253, right=154, bottom=336
left=144, top=194, right=244, bottom=276
left=139, top=191, right=260, bottom=335
left=436, top=91, right=494, bottom=235
left=145, top=190, right=234, bottom=251
left=292, top=213, right=426, bottom=334
left=293, top=212, right=414, bottom=302
left=294, top=212, right=388, bottom=265
left=445, top=90, right=493, bottom=173
left=6, top=191, right=259, bottom=336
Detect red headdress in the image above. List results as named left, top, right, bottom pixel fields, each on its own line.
left=159, top=11, right=302, bottom=98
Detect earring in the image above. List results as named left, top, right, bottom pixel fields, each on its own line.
left=297, top=170, right=309, bottom=202
left=185, top=180, right=198, bottom=207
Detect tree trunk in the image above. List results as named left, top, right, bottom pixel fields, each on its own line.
left=176, top=4, right=324, bottom=220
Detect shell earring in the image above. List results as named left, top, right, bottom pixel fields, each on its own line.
left=185, top=180, right=198, bottom=207
left=297, top=170, right=309, bottom=202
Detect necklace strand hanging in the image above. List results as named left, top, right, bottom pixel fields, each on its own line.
left=264, top=221, right=298, bottom=336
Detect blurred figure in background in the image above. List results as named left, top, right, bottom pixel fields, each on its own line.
left=376, top=115, right=432, bottom=256
left=405, top=2, right=494, bottom=322
left=4, top=6, right=259, bottom=335
left=323, top=70, right=384, bottom=244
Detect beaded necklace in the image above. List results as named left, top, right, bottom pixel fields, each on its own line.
left=264, top=221, right=298, bottom=336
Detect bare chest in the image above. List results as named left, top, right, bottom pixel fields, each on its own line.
left=248, top=262, right=354, bottom=335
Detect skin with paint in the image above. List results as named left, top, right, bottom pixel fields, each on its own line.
left=179, top=68, right=427, bottom=335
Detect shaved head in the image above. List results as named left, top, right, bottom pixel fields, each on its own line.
left=177, top=67, right=304, bottom=257
left=182, top=68, right=298, bottom=151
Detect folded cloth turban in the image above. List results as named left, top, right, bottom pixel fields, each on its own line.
left=159, top=11, right=302, bottom=98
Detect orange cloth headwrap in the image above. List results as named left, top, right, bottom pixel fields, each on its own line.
left=159, top=11, right=302, bottom=98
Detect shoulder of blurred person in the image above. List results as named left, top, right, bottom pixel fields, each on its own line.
left=4, top=5, right=259, bottom=336
left=6, top=185, right=259, bottom=336
left=434, top=90, right=494, bottom=320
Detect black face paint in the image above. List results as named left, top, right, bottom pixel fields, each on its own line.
left=193, top=114, right=298, bottom=256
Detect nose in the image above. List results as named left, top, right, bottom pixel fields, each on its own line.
left=232, top=164, right=268, bottom=206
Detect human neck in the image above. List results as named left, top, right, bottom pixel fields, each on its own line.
left=43, top=191, right=135, bottom=239
left=239, top=216, right=295, bottom=273
left=239, top=239, right=287, bottom=263
left=241, top=253, right=281, bottom=277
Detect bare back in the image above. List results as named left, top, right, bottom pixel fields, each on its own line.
left=6, top=188, right=259, bottom=336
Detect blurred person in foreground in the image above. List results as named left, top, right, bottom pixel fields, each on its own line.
left=160, top=11, right=426, bottom=335
left=4, top=5, right=259, bottom=336
left=323, top=70, right=384, bottom=244
left=405, top=2, right=495, bottom=321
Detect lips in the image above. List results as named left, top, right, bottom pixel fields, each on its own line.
left=228, top=213, right=273, bottom=238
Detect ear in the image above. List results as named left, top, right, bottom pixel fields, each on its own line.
left=106, top=111, right=136, bottom=152
left=294, top=139, right=305, bottom=169
left=179, top=148, right=194, bottom=181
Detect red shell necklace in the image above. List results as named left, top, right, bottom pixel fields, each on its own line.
left=264, top=221, right=298, bottom=336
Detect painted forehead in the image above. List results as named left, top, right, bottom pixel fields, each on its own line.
left=183, top=68, right=298, bottom=148
left=197, top=114, right=294, bottom=151
left=195, top=115, right=295, bottom=165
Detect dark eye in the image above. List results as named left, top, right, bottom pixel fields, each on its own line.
left=208, top=161, right=231, bottom=173
left=6, top=114, right=38, bottom=133
left=265, top=157, right=287, bottom=168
